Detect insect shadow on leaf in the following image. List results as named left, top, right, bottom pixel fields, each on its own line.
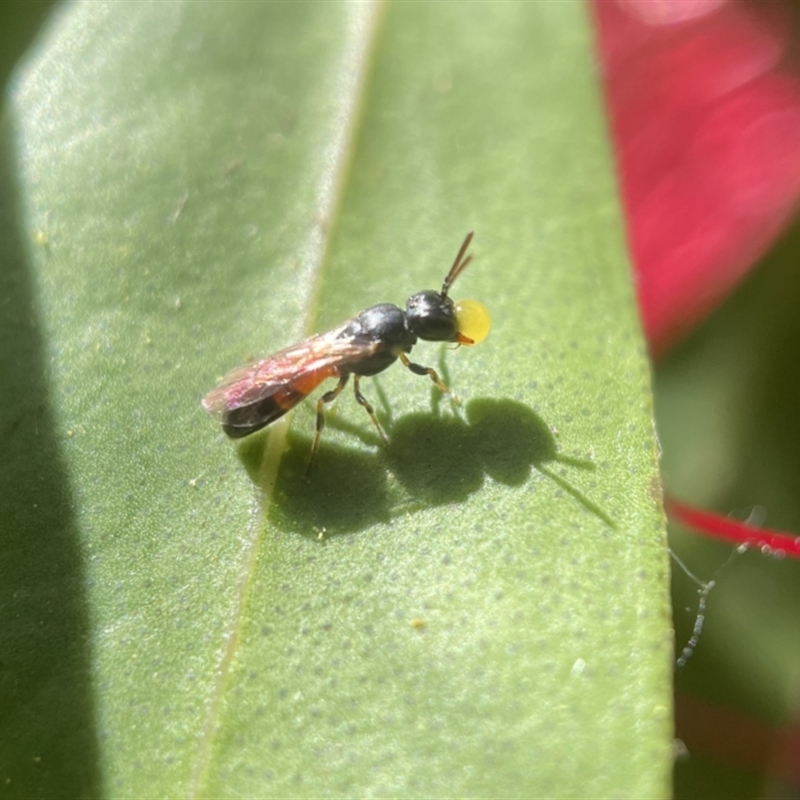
left=250, top=397, right=611, bottom=538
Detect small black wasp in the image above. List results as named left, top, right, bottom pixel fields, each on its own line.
left=203, top=232, right=490, bottom=466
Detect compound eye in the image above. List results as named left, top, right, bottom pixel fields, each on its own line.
left=454, top=299, right=491, bottom=345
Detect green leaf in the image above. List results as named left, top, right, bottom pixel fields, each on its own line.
left=1, top=2, right=672, bottom=797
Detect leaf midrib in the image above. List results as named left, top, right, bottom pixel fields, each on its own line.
left=185, top=4, right=384, bottom=795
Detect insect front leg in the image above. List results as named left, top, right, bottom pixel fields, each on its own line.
left=353, top=375, right=388, bottom=446
left=399, top=352, right=457, bottom=400
left=308, top=373, right=349, bottom=474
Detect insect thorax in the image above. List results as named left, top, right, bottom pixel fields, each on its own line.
left=340, top=303, right=417, bottom=377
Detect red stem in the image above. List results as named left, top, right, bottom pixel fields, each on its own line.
left=666, top=497, right=800, bottom=560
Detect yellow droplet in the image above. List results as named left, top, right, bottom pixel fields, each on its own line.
left=455, top=299, right=491, bottom=345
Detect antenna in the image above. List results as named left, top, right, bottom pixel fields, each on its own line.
left=441, top=231, right=474, bottom=297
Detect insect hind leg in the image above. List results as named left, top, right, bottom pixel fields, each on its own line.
left=308, top=373, right=349, bottom=475
left=353, top=375, right=388, bottom=446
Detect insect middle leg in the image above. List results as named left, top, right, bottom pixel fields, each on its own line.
left=308, top=373, right=349, bottom=472
left=353, top=375, right=388, bottom=446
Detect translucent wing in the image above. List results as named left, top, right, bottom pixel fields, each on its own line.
left=202, top=325, right=376, bottom=425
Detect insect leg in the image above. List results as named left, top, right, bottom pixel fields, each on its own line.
left=399, top=352, right=449, bottom=394
left=353, top=375, right=388, bottom=446
left=308, top=372, right=349, bottom=473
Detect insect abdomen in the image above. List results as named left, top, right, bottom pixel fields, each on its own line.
left=221, top=367, right=335, bottom=438
left=222, top=390, right=298, bottom=437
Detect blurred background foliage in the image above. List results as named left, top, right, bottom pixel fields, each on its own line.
left=595, top=1, right=800, bottom=796
left=594, top=0, right=800, bottom=797
left=661, top=219, right=800, bottom=798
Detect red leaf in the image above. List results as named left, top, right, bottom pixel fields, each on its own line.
left=594, top=0, right=800, bottom=356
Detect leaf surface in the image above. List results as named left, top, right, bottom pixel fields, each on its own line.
left=2, top=2, right=671, bottom=797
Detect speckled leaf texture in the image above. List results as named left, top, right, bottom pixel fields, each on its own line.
left=1, top=2, right=672, bottom=797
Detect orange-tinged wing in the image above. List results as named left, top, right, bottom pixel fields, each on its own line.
left=203, top=326, right=374, bottom=416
